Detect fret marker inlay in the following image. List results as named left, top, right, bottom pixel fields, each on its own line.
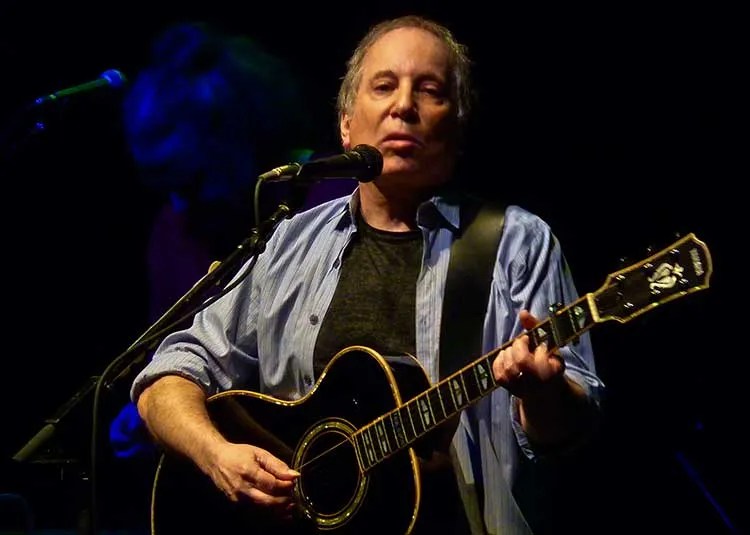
left=475, top=362, right=491, bottom=390
left=450, top=378, right=464, bottom=406
left=418, top=398, right=432, bottom=426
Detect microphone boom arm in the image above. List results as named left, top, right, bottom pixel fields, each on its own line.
left=102, top=198, right=296, bottom=389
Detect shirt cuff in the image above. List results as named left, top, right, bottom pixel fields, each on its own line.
left=510, top=367, right=604, bottom=461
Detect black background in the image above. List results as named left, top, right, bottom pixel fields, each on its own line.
left=0, top=2, right=743, bottom=533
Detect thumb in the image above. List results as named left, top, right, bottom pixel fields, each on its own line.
left=256, top=449, right=300, bottom=480
left=519, top=309, right=539, bottom=331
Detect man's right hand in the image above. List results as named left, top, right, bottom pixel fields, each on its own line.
left=203, top=441, right=300, bottom=514
left=136, top=376, right=300, bottom=517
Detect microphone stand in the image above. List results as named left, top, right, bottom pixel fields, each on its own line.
left=11, top=181, right=311, bottom=535
left=99, top=193, right=302, bottom=391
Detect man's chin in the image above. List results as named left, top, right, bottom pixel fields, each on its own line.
left=380, top=155, right=421, bottom=176
left=381, top=166, right=415, bottom=179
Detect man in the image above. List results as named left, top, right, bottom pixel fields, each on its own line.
left=132, top=15, right=603, bottom=535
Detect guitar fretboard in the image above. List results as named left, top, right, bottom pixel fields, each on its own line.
left=352, top=294, right=596, bottom=471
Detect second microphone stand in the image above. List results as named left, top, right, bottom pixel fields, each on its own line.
left=11, top=180, right=310, bottom=535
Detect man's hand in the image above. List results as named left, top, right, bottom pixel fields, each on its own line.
left=204, top=442, right=299, bottom=516
left=491, top=309, right=566, bottom=398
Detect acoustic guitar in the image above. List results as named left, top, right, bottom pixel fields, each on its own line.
left=150, top=232, right=712, bottom=534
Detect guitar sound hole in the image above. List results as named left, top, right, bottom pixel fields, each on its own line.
left=299, top=430, right=359, bottom=515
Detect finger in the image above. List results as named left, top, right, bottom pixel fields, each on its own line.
left=244, top=485, right=295, bottom=507
left=492, top=349, right=522, bottom=383
left=492, top=350, right=505, bottom=380
left=532, top=340, right=550, bottom=362
left=531, top=344, right=565, bottom=382
left=257, top=449, right=300, bottom=480
left=547, top=348, right=566, bottom=374
left=511, top=335, right=531, bottom=365
left=223, top=488, right=241, bottom=503
left=532, top=341, right=553, bottom=374
left=519, top=309, right=539, bottom=331
left=247, top=468, right=296, bottom=496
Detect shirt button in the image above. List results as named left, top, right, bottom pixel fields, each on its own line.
left=333, top=258, right=340, bottom=268
left=309, top=314, right=319, bottom=325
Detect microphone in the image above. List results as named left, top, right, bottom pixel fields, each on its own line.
left=34, top=69, right=127, bottom=105
left=258, top=144, right=383, bottom=184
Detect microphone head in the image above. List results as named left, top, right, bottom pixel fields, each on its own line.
left=351, top=144, right=383, bottom=182
left=100, top=69, right=128, bottom=88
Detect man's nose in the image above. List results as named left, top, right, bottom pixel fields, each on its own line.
left=390, top=89, right=418, bottom=120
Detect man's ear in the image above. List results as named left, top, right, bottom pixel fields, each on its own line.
left=339, top=114, right=351, bottom=150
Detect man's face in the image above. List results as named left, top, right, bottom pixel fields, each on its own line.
left=340, top=27, right=460, bottom=191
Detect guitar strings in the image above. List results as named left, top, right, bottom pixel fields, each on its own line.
left=295, top=435, right=360, bottom=472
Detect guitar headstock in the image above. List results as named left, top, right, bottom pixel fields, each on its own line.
left=591, top=233, right=712, bottom=323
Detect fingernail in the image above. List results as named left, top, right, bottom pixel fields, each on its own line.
left=289, top=469, right=301, bottom=476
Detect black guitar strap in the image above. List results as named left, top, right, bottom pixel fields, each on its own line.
left=437, top=197, right=507, bottom=535
left=439, top=198, right=506, bottom=379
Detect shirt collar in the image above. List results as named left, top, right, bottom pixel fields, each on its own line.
left=329, top=185, right=465, bottom=233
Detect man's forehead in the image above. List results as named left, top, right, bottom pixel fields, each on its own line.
left=361, top=28, right=449, bottom=77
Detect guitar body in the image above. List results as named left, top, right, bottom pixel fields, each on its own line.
left=151, top=346, right=433, bottom=535
left=151, top=234, right=713, bottom=535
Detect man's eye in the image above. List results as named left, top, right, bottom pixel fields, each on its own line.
left=421, top=86, right=444, bottom=97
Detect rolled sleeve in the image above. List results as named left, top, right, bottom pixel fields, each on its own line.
left=130, top=344, right=217, bottom=403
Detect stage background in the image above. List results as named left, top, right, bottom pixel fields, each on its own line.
left=0, top=2, right=742, bottom=533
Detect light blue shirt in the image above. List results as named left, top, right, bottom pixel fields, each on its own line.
left=132, top=189, right=603, bottom=535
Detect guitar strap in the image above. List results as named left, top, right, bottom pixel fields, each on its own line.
left=438, top=197, right=506, bottom=535
left=439, top=197, right=506, bottom=378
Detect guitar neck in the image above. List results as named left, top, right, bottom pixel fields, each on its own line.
left=352, top=232, right=713, bottom=471
left=352, top=294, right=597, bottom=471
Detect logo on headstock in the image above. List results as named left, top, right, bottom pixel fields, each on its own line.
left=690, top=248, right=705, bottom=276
left=648, top=262, right=684, bottom=291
